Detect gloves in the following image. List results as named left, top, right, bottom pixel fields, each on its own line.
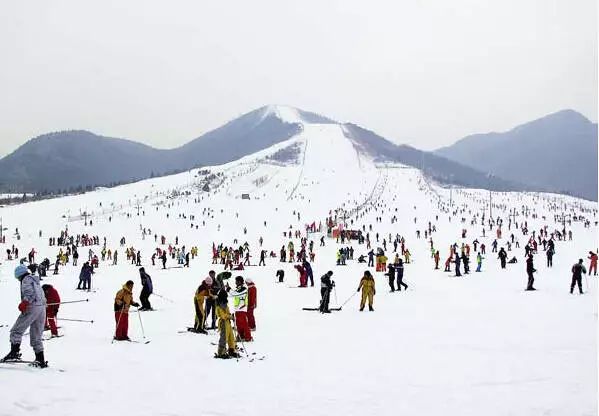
left=132, top=302, right=140, bottom=308
left=18, top=300, right=29, bottom=313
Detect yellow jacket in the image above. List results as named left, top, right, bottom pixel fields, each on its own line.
left=358, top=276, right=376, bottom=294
left=114, top=284, right=135, bottom=312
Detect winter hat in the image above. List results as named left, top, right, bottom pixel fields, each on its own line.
left=245, top=278, right=253, bottom=284
left=14, top=264, right=29, bottom=280
left=235, top=276, right=244, bottom=285
left=205, top=277, right=213, bottom=285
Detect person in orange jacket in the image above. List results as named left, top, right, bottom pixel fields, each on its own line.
left=113, top=280, right=139, bottom=341
left=246, top=278, right=257, bottom=331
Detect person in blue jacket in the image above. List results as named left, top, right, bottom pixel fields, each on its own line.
left=139, top=267, right=153, bottom=311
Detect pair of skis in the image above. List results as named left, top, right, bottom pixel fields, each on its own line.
left=0, top=359, right=65, bottom=372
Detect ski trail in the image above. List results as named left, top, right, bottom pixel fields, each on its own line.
left=286, top=139, right=308, bottom=201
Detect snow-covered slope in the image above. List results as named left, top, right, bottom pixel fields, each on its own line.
left=0, top=115, right=597, bottom=416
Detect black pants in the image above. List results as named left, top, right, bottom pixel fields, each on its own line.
left=396, top=274, right=407, bottom=291
left=368, top=258, right=373, bottom=267
left=307, top=273, right=314, bottom=286
left=500, top=260, right=506, bottom=269
left=205, top=298, right=216, bottom=328
left=140, top=287, right=152, bottom=309
left=388, top=275, right=395, bottom=291
left=320, top=288, right=331, bottom=312
left=570, top=276, right=583, bottom=293
left=527, top=272, right=535, bottom=290
left=547, top=258, right=552, bottom=267
left=455, top=266, right=461, bottom=277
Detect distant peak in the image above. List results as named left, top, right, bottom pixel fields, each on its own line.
left=261, top=104, right=303, bottom=124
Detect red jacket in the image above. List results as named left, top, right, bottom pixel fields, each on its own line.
left=247, top=283, right=257, bottom=309
left=43, top=285, right=61, bottom=313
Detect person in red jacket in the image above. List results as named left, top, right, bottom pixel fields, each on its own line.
left=42, top=284, right=61, bottom=337
left=294, top=264, right=308, bottom=287
left=246, top=278, right=257, bottom=331
left=588, top=251, right=598, bottom=276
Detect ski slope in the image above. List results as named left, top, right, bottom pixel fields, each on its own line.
left=0, top=113, right=597, bottom=416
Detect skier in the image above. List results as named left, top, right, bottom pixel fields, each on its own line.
left=303, top=260, right=314, bottom=286
left=386, top=263, right=396, bottom=292
left=320, top=271, right=334, bottom=313
left=546, top=247, right=554, bottom=267
left=113, top=280, right=140, bottom=341
left=276, top=269, right=285, bottom=283
left=498, top=247, right=508, bottom=269
left=570, top=259, right=587, bottom=294
left=42, top=284, right=61, bottom=338
left=588, top=251, right=598, bottom=276
left=395, top=258, right=407, bottom=291
left=475, top=252, right=483, bottom=272
left=358, top=270, right=375, bottom=311
left=77, top=261, right=94, bottom=290
left=204, top=272, right=219, bottom=329
left=231, top=276, right=252, bottom=342
left=246, top=278, right=257, bottom=331
left=191, top=279, right=210, bottom=333
left=525, top=255, right=536, bottom=291
left=139, top=268, right=153, bottom=311
left=161, top=251, right=167, bottom=269
left=1, top=265, right=47, bottom=367
left=454, top=252, right=462, bottom=277
left=214, top=289, right=239, bottom=359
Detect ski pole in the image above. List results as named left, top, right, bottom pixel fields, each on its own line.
left=58, top=317, right=94, bottom=323
left=46, top=299, right=89, bottom=307
left=585, top=275, right=589, bottom=292
left=136, top=307, right=146, bottom=340
left=339, top=291, right=358, bottom=309
left=153, top=293, right=174, bottom=303
left=333, top=286, right=338, bottom=305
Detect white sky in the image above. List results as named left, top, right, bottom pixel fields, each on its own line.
left=0, top=0, right=596, bottom=156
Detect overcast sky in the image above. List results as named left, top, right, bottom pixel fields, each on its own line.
left=0, top=0, right=596, bottom=157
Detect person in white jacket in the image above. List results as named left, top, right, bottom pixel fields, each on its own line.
left=1, top=264, right=47, bottom=367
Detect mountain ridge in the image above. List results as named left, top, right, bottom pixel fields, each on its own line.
left=0, top=105, right=594, bottom=199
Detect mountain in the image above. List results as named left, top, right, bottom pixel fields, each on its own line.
left=0, top=106, right=306, bottom=193
left=342, top=123, right=524, bottom=191
left=0, top=105, right=581, bottom=197
left=436, top=110, right=598, bottom=200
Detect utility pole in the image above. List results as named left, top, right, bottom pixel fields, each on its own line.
left=489, top=190, right=492, bottom=220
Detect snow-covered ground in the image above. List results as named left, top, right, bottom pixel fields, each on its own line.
left=0, top=112, right=597, bottom=416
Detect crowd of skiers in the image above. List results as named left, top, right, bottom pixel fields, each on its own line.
left=1, top=188, right=596, bottom=368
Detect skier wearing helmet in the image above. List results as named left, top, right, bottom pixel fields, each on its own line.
left=1, top=264, right=48, bottom=367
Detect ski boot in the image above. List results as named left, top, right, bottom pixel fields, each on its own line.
left=228, top=349, right=241, bottom=359
left=1, top=343, right=21, bottom=362
left=214, top=350, right=231, bottom=359
left=34, top=351, right=48, bottom=368
left=369, top=306, right=374, bottom=312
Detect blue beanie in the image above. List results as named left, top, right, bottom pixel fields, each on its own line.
left=14, top=264, right=29, bottom=280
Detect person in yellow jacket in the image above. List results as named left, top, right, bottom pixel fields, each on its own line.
left=114, top=280, right=140, bottom=341
left=357, top=270, right=376, bottom=311
left=215, top=289, right=240, bottom=359
left=189, top=278, right=211, bottom=334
